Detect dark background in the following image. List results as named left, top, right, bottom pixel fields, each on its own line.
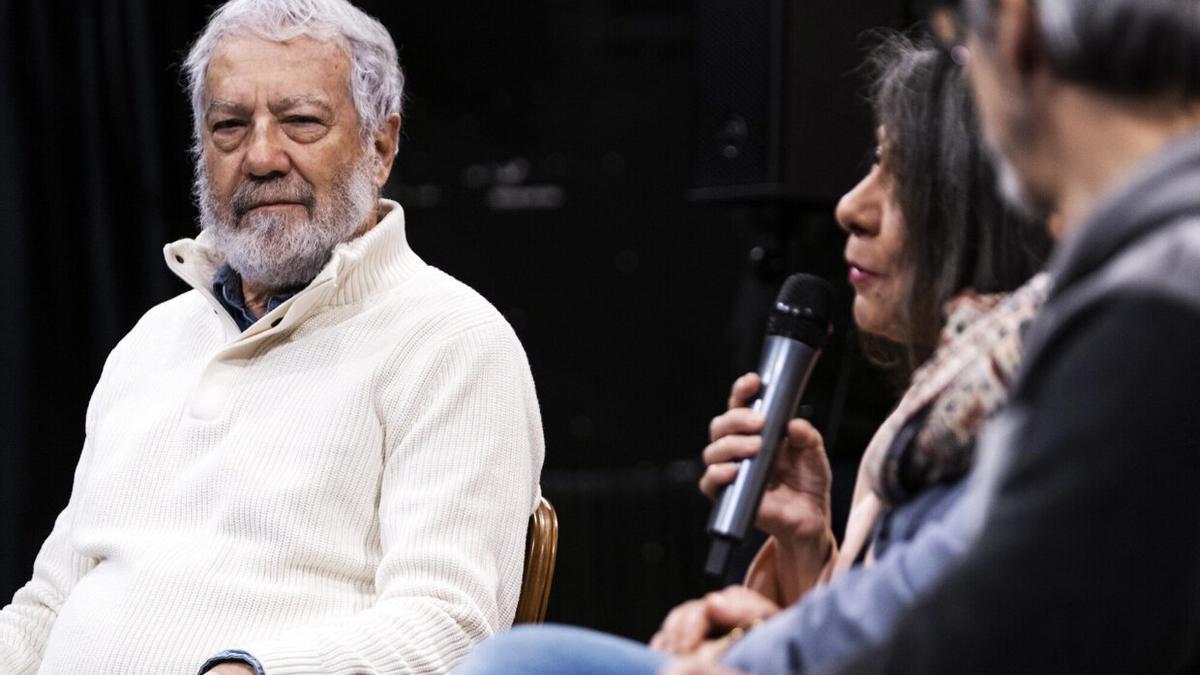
left=0, top=0, right=926, bottom=642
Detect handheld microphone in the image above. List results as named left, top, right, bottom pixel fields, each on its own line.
left=705, top=273, right=834, bottom=578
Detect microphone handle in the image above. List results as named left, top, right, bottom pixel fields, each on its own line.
left=706, top=334, right=821, bottom=577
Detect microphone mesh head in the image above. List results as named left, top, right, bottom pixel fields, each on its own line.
left=777, top=273, right=834, bottom=324
left=766, top=274, right=834, bottom=346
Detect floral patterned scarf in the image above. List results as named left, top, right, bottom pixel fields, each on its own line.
left=832, top=272, right=1050, bottom=575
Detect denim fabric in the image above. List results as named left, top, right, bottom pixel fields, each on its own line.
left=452, top=624, right=669, bottom=675
left=197, top=649, right=265, bottom=675
left=212, top=264, right=302, bottom=332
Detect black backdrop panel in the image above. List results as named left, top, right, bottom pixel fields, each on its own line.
left=385, top=0, right=742, bottom=472
left=692, top=0, right=913, bottom=202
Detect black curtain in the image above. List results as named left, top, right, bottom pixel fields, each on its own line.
left=0, top=0, right=206, bottom=595
left=0, top=0, right=29, bottom=598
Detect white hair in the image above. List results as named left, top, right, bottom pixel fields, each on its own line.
left=183, top=0, right=404, bottom=151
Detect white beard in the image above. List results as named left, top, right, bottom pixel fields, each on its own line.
left=196, top=150, right=378, bottom=291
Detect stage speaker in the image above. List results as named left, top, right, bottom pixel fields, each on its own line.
left=689, top=0, right=910, bottom=203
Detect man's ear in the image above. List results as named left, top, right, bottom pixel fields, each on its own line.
left=372, top=113, right=402, bottom=188
left=996, top=0, right=1051, bottom=85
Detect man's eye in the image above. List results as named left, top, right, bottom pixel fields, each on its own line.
left=285, top=116, right=322, bottom=126
left=212, top=120, right=245, bottom=132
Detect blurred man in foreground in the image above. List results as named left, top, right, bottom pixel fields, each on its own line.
left=0, top=1, right=544, bottom=673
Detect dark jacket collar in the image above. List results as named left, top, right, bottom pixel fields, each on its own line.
left=1048, top=131, right=1200, bottom=296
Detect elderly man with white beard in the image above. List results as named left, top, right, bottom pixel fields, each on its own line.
left=0, top=1, right=544, bottom=674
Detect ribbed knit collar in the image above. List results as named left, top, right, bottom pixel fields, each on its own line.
left=164, top=199, right=426, bottom=341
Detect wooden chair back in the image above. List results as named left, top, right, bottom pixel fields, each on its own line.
left=513, top=496, right=558, bottom=624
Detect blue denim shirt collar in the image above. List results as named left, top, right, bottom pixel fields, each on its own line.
left=212, top=264, right=303, bottom=332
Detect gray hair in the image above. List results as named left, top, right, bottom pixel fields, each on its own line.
left=968, top=0, right=1200, bottom=98
left=183, top=0, right=404, bottom=151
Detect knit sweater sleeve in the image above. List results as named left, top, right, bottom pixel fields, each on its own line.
left=228, top=317, right=544, bottom=674
left=0, top=371, right=106, bottom=673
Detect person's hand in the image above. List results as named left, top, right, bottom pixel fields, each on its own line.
left=700, top=372, right=833, bottom=543
left=649, top=585, right=780, bottom=656
left=204, top=664, right=256, bottom=675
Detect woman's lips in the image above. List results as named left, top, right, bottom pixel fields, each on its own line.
left=848, top=264, right=881, bottom=287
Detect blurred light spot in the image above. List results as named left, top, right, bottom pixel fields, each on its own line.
left=717, top=116, right=748, bottom=161
left=496, top=158, right=532, bottom=185
left=395, top=184, right=442, bottom=209
left=486, top=185, right=566, bottom=211
left=415, top=184, right=442, bottom=208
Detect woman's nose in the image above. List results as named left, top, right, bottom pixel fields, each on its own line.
left=835, top=167, right=883, bottom=237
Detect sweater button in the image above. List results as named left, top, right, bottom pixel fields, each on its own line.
left=271, top=318, right=282, bottom=328
left=174, top=255, right=184, bottom=263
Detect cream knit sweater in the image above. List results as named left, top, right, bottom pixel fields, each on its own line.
left=0, top=201, right=544, bottom=674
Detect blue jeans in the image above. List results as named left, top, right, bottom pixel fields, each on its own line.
left=453, top=624, right=670, bottom=675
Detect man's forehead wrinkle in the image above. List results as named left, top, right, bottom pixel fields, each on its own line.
left=204, top=37, right=351, bottom=116
left=207, top=99, right=251, bottom=117
left=211, top=34, right=350, bottom=69
left=270, top=95, right=335, bottom=115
